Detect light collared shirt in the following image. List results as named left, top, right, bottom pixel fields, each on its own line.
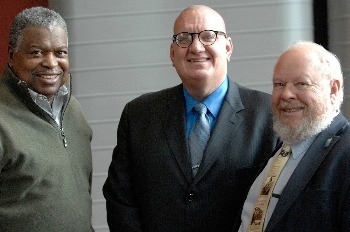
left=184, top=77, right=228, bottom=137
left=239, top=136, right=316, bottom=231
left=29, top=85, right=69, bottom=127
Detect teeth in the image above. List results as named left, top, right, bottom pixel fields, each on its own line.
left=190, top=59, right=207, bottom=62
left=40, top=75, right=58, bottom=79
left=284, top=108, right=300, bottom=112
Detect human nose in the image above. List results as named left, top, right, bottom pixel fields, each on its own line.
left=42, top=52, right=58, bottom=68
left=280, top=83, right=297, bottom=100
left=189, top=34, right=205, bottom=52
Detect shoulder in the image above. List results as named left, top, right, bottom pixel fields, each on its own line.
left=66, top=95, right=90, bottom=123
left=67, top=95, right=85, bottom=112
left=335, top=122, right=350, bottom=149
left=117, top=85, right=185, bottom=128
left=127, top=84, right=183, bottom=108
left=64, top=95, right=92, bottom=134
left=235, top=82, right=271, bottom=101
left=227, top=81, right=272, bottom=112
left=322, top=116, right=350, bottom=161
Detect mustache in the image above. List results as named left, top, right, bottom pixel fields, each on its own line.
left=276, top=102, right=306, bottom=110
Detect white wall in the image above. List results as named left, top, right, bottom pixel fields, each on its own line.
left=49, top=0, right=313, bottom=231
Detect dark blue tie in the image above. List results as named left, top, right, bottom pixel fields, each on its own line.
left=189, top=103, right=210, bottom=177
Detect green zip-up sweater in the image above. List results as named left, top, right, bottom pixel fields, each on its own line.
left=0, top=66, right=94, bottom=232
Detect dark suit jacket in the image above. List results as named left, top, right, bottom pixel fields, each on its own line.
left=263, top=113, right=350, bottom=232
left=103, top=80, right=278, bottom=232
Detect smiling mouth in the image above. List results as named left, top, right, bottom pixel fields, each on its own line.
left=280, top=106, right=306, bottom=116
left=39, top=74, right=60, bottom=79
left=34, top=72, right=61, bottom=79
left=283, top=108, right=301, bottom=112
left=188, top=58, right=209, bottom=62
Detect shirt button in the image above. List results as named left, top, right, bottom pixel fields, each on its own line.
left=188, top=193, right=194, bottom=202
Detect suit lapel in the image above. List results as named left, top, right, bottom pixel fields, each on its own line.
left=163, top=85, right=193, bottom=183
left=265, top=114, right=348, bottom=231
left=194, top=81, right=245, bottom=182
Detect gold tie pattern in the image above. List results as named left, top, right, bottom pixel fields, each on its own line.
left=247, top=144, right=292, bottom=232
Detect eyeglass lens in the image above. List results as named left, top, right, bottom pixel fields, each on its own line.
left=176, top=31, right=218, bottom=47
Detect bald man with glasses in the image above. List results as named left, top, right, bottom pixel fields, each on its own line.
left=103, top=5, right=278, bottom=232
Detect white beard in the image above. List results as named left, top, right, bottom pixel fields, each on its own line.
left=273, top=104, right=337, bottom=144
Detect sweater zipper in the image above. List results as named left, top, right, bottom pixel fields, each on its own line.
left=59, top=109, right=67, bottom=148
left=17, top=79, right=69, bottom=148
left=58, top=83, right=69, bottom=148
left=60, top=127, right=68, bottom=147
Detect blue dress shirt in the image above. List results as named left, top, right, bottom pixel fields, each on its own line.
left=183, top=77, right=228, bottom=137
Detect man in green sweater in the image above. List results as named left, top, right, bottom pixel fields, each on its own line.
left=0, top=7, right=94, bottom=231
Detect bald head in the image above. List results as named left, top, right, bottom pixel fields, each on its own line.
left=173, top=5, right=226, bottom=34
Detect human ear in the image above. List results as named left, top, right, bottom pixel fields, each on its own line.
left=170, top=43, right=176, bottom=67
left=330, top=79, right=341, bottom=105
left=226, top=37, right=233, bottom=62
left=8, top=46, right=15, bottom=67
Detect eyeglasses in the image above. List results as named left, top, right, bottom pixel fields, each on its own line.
left=172, top=30, right=227, bottom=48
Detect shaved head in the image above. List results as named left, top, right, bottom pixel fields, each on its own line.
left=173, top=5, right=226, bottom=33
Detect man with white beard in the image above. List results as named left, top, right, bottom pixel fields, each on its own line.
left=237, top=41, right=350, bottom=232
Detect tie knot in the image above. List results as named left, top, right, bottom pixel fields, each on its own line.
left=193, top=103, right=207, bottom=115
left=280, top=144, right=292, bottom=157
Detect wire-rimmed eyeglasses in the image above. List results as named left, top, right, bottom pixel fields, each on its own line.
left=172, top=30, right=227, bottom=48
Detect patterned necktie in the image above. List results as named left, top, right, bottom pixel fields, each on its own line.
left=189, top=103, right=210, bottom=177
left=247, top=144, right=292, bottom=232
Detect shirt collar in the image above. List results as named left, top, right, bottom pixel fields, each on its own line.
left=289, top=135, right=317, bottom=159
left=28, top=85, right=68, bottom=115
left=29, top=85, right=68, bottom=101
left=184, top=77, right=228, bottom=118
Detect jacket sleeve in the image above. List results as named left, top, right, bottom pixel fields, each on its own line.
left=341, top=147, right=350, bottom=232
left=103, top=104, right=143, bottom=232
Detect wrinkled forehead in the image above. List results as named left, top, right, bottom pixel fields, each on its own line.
left=173, top=7, right=226, bottom=33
